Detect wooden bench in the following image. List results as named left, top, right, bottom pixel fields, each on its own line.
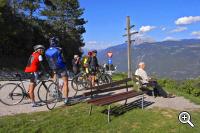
left=84, top=78, right=144, bottom=123
left=132, top=74, right=156, bottom=97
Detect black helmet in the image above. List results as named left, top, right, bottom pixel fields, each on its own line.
left=49, top=37, right=59, bottom=47
left=33, top=45, right=45, bottom=51
left=92, top=50, right=97, bottom=53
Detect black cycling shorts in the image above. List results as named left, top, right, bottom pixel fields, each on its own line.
left=29, top=72, right=38, bottom=83
left=89, top=66, right=97, bottom=75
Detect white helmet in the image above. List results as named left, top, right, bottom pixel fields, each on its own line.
left=33, top=45, right=45, bottom=51
left=74, top=55, right=79, bottom=58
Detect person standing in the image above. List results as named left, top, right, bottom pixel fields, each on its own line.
left=24, top=45, right=45, bottom=107
left=45, top=37, right=70, bottom=104
left=88, top=50, right=99, bottom=87
left=72, top=55, right=80, bottom=75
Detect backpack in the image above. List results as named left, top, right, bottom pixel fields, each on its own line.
left=45, top=47, right=66, bottom=70
left=81, top=56, right=89, bottom=67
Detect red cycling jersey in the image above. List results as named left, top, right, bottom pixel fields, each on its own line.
left=25, top=52, right=41, bottom=73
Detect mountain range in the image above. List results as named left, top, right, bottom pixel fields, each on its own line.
left=97, top=39, right=200, bottom=80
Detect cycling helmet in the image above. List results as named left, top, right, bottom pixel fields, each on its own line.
left=88, top=51, right=92, bottom=56
left=92, top=50, right=97, bottom=53
left=49, top=37, right=59, bottom=47
left=33, top=45, right=45, bottom=51
left=74, top=55, right=79, bottom=58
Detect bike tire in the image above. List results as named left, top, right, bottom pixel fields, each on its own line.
left=0, top=83, right=24, bottom=106
left=37, top=80, right=54, bottom=103
left=71, top=73, right=87, bottom=91
left=97, top=74, right=112, bottom=85
left=46, top=82, right=59, bottom=110
left=80, top=74, right=91, bottom=89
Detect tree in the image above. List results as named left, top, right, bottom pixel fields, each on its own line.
left=17, top=0, right=40, bottom=20
left=0, top=0, right=86, bottom=70
left=41, top=0, right=86, bottom=60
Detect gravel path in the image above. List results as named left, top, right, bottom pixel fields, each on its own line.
left=0, top=80, right=200, bottom=117
left=144, top=96, right=200, bottom=110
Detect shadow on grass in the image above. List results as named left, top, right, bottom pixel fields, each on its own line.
left=101, top=99, right=154, bottom=117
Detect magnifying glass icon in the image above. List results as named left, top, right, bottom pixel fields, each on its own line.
left=178, top=111, right=194, bottom=127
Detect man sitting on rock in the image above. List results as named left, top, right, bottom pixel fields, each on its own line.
left=135, top=62, right=173, bottom=98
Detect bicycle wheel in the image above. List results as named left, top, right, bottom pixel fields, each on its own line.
left=97, top=74, right=112, bottom=85
left=46, top=82, right=59, bottom=110
left=37, top=80, right=54, bottom=103
left=71, top=73, right=87, bottom=91
left=0, top=83, right=24, bottom=105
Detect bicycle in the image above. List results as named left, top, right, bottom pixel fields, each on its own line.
left=71, top=71, right=91, bottom=92
left=71, top=66, right=112, bottom=96
left=0, top=73, right=55, bottom=106
left=45, top=71, right=63, bottom=110
left=95, top=66, right=112, bottom=86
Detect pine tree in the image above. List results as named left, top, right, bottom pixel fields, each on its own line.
left=41, top=0, right=86, bottom=58
left=18, top=0, right=40, bottom=20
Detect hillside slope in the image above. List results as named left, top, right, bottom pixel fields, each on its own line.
left=98, top=39, right=200, bottom=79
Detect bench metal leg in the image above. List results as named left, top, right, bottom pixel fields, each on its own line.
left=124, top=99, right=127, bottom=105
left=89, top=105, right=93, bottom=115
left=152, top=90, right=155, bottom=98
left=141, top=94, right=144, bottom=109
left=108, top=105, right=111, bottom=123
left=74, top=91, right=78, bottom=98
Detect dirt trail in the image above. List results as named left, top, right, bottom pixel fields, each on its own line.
left=0, top=81, right=200, bottom=117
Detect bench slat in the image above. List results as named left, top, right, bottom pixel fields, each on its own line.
left=87, top=90, right=131, bottom=103
left=87, top=90, right=143, bottom=103
left=85, top=78, right=132, bottom=90
left=91, top=91, right=143, bottom=106
left=84, top=85, right=133, bottom=97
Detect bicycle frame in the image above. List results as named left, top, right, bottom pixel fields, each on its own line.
left=16, top=77, right=50, bottom=99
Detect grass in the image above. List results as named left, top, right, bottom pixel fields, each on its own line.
left=112, top=73, right=128, bottom=81
left=0, top=103, right=200, bottom=133
left=162, top=85, right=200, bottom=105
left=1, top=72, right=200, bottom=132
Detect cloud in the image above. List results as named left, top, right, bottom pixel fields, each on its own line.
left=85, top=41, right=118, bottom=50
left=139, top=26, right=156, bottom=33
left=163, top=36, right=178, bottom=41
left=86, top=41, right=97, bottom=44
left=191, top=31, right=200, bottom=38
left=191, top=31, right=200, bottom=36
left=175, top=16, right=200, bottom=25
left=130, top=27, right=156, bottom=44
left=132, top=33, right=156, bottom=45
left=170, top=27, right=187, bottom=33
left=134, top=36, right=155, bottom=44
left=161, top=27, right=166, bottom=31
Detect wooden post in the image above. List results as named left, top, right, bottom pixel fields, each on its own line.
left=127, top=16, right=131, bottom=78
left=124, top=16, right=138, bottom=78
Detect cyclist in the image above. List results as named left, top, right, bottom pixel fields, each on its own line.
left=88, top=50, right=99, bottom=87
left=81, top=51, right=92, bottom=74
left=24, top=45, right=45, bottom=107
left=72, top=55, right=81, bottom=75
left=45, top=37, right=69, bottom=104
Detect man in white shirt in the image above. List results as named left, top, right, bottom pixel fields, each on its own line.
left=135, top=62, right=149, bottom=84
left=135, top=62, right=172, bottom=98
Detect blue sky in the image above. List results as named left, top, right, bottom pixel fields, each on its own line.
left=79, top=0, right=200, bottom=49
